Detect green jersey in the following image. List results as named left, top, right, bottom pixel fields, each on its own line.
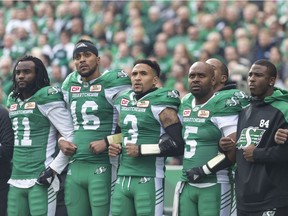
left=180, top=90, right=247, bottom=183
left=7, top=86, right=64, bottom=180
left=62, top=69, right=131, bottom=163
left=114, top=88, right=180, bottom=178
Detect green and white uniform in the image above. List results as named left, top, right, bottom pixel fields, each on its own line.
left=7, top=86, right=74, bottom=216
left=62, top=69, right=131, bottom=216
left=112, top=88, right=180, bottom=216
left=178, top=90, right=247, bottom=216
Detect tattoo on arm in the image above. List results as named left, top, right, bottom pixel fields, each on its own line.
left=159, top=108, right=179, bottom=128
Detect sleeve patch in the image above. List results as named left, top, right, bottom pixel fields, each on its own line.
left=167, top=90, right=180, bottom=98
left=48, top=87, right=61, bottom=95
left=117, top=70, right=129, bottom=78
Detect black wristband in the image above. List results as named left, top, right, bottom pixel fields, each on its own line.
left=138, top=145, right=142, bottom=156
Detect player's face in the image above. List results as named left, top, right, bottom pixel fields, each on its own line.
left=74, top=51, right=100, bottom=80
left=188, top=62, right=215, bottom=100
left=131, top=63, right=158, bottom=94
left=15, top=60, right=37, bottom=93
left=248, top=64, right=275, bottom=99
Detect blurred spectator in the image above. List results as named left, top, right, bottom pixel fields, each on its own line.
left=52, top=30, right=74, bottom=77
left=111, top=42, right=134, bottom=71
left=164, top=63, right=188, bottom=91
left=221, top=26, right=236, bottom=47
left=186, top=25, right=203, bottom=58
left=130, top=43, right=146, bottom=60
left=6, top=3, right=33, bottom=34
left=50, top=62, right=64, bottom=88
left=152, top=41, right=173, bottom=81
left=198, top=13, right=217, bottom=42
left=42, top=16, right=58, bottom=47
left=99, top=51, right=113, bottom=74
left=217, top=4, right=241, bottom=31
left=236, top=37, right=253, bottom=64
left=144, top=5, right=163, bottom=48
left=0, top=56, right=13, bottom=97
left=172, top=43, right=194, bottom=72
left=83, top=1, right=104, bottom=35
left=102, top=9, right=121, bottom=44
left=241, top=3, right=259, bottom=28
left=54, top=3, right=69, bottom=35
left=175, top=5, right=192, bottom=33
left=35, top=33, right=53, bottom=60
left=0, top=34, right=16, bottom=61
left=252, top=28, right=275, bottom=61
left=111, top=30, right=127, bottom=57
left=91, top=23, right=110, bottom=54
left=224, top=46, right=251, bottom=68
left=269, top=46, right=288, bottom=89
left=68, top=17, right=85, bottom=44
left=130, top=25, right=150, bottom=56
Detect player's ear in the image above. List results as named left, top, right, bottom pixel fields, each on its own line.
left=221, top=75, right=228, bottom=84
left=211, top=75, right=216, bottom=86
left=269, top=76, right=275, bottom=87
left=153, top=76, right=158, bottom=86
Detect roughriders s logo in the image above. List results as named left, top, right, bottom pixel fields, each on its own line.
left=95, top=166, right=107, bottom=174
left=262, top=210, right=276, bottom=216
left=236, top=127, right=265, bottom=149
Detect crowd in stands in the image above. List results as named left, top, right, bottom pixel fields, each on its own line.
left=0, top=0, right=287, bottom=105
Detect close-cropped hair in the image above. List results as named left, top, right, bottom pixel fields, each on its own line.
left=133, top=59, right=161, bottom=77
left=12, top=55, right=50, bottom=99
left=254, top=59, right=277, bottom=78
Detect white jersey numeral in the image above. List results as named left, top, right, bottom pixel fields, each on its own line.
left=184, top=126, right=198, bottom=158
left=13, top=117, right=32, bottom=146
left=123, top=114, right=138, bottom=146
left=71, top=100, right=100, bottom=130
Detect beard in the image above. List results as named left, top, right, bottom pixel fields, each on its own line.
left=17, top=80, right=37, bottom=94
left=79, top=64, right=98, bottom=78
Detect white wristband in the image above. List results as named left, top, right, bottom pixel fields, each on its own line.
left=58, top=137, right=66, bottom=143
left=202, top=165, right=212, bottom=175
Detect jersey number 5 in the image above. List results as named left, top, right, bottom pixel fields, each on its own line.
left=183, top=126, right=198, bottom=158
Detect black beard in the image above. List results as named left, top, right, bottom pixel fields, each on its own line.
left=80, top=65, right=98, bottom=78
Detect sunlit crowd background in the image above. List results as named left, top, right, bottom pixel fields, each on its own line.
left=0, top=0, right=287, bottom=106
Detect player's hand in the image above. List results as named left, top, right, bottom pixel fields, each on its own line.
left=219, top=137, right=235, bottom=152
left=126, top=143, right=140, bottom=157
left=159, top=133, right=177, bottom=152
left=186, top=167, right=206, bottom=183
left=243, top=144, right=256, bottom=162
left=109, top=143, right=122, bottom=157
left=275, top=128, right=288, bottom=144
left=58, top=140, right=77, bottom=156
left=36, top=167, right=55, bottom=187
left=89, top=139, right=106, bottom=154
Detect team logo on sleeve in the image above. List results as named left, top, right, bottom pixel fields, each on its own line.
left=167, top=90, right=180, bottom=98
left=48, top=87, right=60, bottom=95
left=24, top=102, right=36, bottom=109
left=90, top=85, right=102, bottom=92
left=197, top=110, right=210, bottom=118
left=10, top=104, right=18, bottom=111
left=183, top=109, right=191, bottom=117
left=121, top=98, right=129, bottom=106
left=117, top=70, right=128, bottom=78
left=71, top=86, right=81, bottom=92
left=137, top=100, right=150, bottom=107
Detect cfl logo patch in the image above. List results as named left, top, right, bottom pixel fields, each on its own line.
left=95, top=166, right=107, bottom=174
